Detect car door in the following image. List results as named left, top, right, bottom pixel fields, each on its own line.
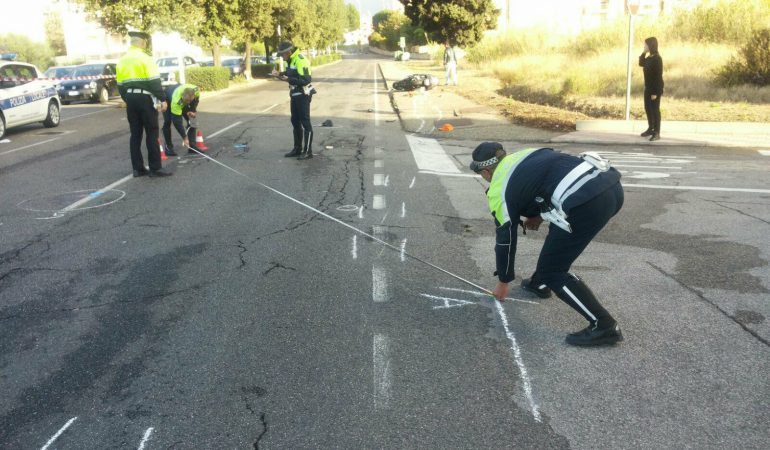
left=14, top=65, right=46, bottom=121
left=0, top=65, right=24, bottom=124
left=104, top=64, right=117, bottom=97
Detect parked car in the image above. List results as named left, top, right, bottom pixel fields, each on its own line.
left=57, top=62, right=119, bottom=104
left=156, top=56, right=199, bottom=86
left=44, top=65, right=76, bottom=80
left=0, top=57, right=61, bottom=139
left=221, top=57, right=246, bottom=78
left=250, top=55, right=276, bottom=65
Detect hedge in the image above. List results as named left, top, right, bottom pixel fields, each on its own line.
left=250, top=54, right=341, bottom=78
left=251, top=63, right=275, bottom=78
left=311, top=53, right=342, bottom=66
left=185, top=67, right=230, bottom=91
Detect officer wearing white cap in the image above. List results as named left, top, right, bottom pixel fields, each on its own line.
left=272, top=40, right=315, bottom=160
left=117, top=31, right=171, bottom=177
left=471, top=142, right=625, bottom=346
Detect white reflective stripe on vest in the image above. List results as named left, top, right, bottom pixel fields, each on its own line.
left=551, top=161, right=594, bottom=210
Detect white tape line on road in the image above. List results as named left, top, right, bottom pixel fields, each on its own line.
left=624, top=183, right=770, bottom=194
left=137, top=427, right=154, bottom=450
left=40, top=417, right=78, bottom=450
left=0, top=138, right=59, bottom=157
left=207, top=121, right=242, bottom=139
left=62, top=175, right=133, bottom=212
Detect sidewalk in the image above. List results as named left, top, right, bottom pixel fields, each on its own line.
left=378, top=60, right=770, bottom=149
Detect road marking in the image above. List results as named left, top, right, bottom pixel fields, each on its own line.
left=374, top=146, right=384, bottom=156
left=374, top=159, right=384, bottom=168
left=207, top=121, right=243, bottom=139
left=420, top=293, right=475, bottom=309
left=0, top=138, right=59, bottom=156
left=352, top=235, right=358, bottom=259
left=40, top=417, right=77, bottom=450
left=373, top=334, right=391, bottom=409
left=613, top=164, right=682, bottom=169
left=374, top=174, right=384, bottom=185
left=373, top=64, right=380, bottom=126
left=624, top=183, right=770, bottom=194
left=759, top=150, right=770, bottom=156
left=383, top=175, right=390, bottom=186
left=419, top=170, right=481, bottom=178
left=399, top=238, right=407, bottom=262
left=62, top=175, right=133, bottom=212
left=622, top=171, right=670, bottom=179
left=61, top=108, right=110, bottom=121
left=494, top=300, right=541, bottom=422
left=409, top=177, right=416, bottom=188
left=439, top=287, right=539, bottom=305
left=405, top=135, right=460, bottom=173
left=358, top=205, right=364, bottom=219
left=373, top=265, right=388, bottom=303
left=373, top=194, right=386, bottom=210
left=137, top=427, right=154, bottom=450
left=260, top=103, right=279, bottom=113
left=400, top=202, right=406, bottom=218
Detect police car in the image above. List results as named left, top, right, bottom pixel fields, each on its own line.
left=0, top=54, right=61, bottom=140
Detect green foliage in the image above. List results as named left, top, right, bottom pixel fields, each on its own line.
left=400, top=0, right=500, bottom=47
left=0, top=33, right=54, bottom=70
left=715, top=28, right=770, bottom=86
left=371, top=9, right=426, bottom=50
left=668, top=0, right=770, bottom=43
left=311, top=52, right=342, bottom=66
left=186, top=66, right=230, bottom=91
left=368, top=32, right=387, bottom=49
left=75, top=0, right=175, bottom=33
left=346, top=4, right=361, bottom=31
left=44, top=10, right=66, bottom=56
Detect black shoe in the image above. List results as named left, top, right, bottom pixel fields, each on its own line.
left=165, top=149, right=178, bottom=157
left=148, top=169, right=173, bottom=177
left=640, top=129, right=653, bottom=137
left=284, top=149, right=301, bottom=157
left=566, top=322, right=623, bottom=347
left=297, top=151, right=313, bottom=160
left=187, top=147, right=202, bottom=155
left=521, top=278, right=551, bottom=298
left=133, top=169, right=149, bottom=178
left=649, top=134, right=660, bottom=141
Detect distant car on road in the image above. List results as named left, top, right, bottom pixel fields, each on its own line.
left=156, top=56, right=199, bottom=86
left=57, top=62, right=119, bottom=104
left=0, top=59, right=61, bottom=139
left=221, top=57, right=246, bottom=78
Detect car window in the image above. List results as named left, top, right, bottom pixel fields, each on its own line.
left=158, top=58, right=178, bottom=67
left=104, top=65, right=115, bottom=75
left=72, top=65, right=104, bottom=77
left=0, top=66, right=17, bottom=89
left=184, top=57, right=194, bottom=65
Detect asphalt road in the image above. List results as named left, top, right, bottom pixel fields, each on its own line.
left=1, top=54, right=768, bottom=449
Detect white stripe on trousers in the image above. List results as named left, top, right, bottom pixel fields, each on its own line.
left=562, top=286, right=597, bottom=322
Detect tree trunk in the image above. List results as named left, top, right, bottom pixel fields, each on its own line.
left=264, top=39, right=271, bottom=65
left=244, top=41, right=252, bottom=80
left=212, top=43, right=221, bottom=67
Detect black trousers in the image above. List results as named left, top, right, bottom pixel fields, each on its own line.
left=290, top=94, right=313, bottom=152
left=644, top=91, right=661, bottom=134
left=532, top=183, right=624, bottom=325
left=162, top=108, right=195, bottom=151
left=125, top=94, right=162, bottom=171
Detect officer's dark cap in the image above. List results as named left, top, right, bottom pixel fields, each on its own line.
left=470, top=142, right=505, bottom=172
left=128, top=31, right=152, bottom=41
left=277, top=41, right=294, bottom=53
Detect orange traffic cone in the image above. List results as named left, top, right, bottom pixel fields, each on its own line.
left=159, top=138, right=168, bottom=161
left=438, top=123, right=454, bottom=132
left=195, top=130, right=209, bottom=151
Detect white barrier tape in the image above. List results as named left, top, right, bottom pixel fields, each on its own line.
left=0, top=75, right=117, bottom=82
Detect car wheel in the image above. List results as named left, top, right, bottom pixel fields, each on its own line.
left=0, top=112, right=6, bottom=140
left=97, top=86, right=109, bottom=104
left=43, top=100, right=60, bottom=128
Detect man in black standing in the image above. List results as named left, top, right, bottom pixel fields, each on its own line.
left=639, top=37, right=664, bottom=141
left=273, top=41, right=315, bottom=160
left=116, top=31, right=172, bottom=177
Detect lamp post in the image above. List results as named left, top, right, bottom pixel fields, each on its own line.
left=625, top=0, right=640, bottom=121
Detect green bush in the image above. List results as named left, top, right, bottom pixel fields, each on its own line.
left=311, top=53, right=342, bottom=66
left=369, top=32, right=387, bottom=49
left=186, top=67, right=230, bottom=91
left=715, top=28, right=770, bottom=86
left=251, top=63, right=275, bottom=78
left=667, top=0, right=770, bottom=43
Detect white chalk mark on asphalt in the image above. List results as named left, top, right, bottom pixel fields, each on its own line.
left=137, top=427, right=154, bottom=450
left=352, top=235, right=358, bottom=259
left=399, top=238, right=407, bottom=262
left=420, top=293, right=475, bottom=309
left=358, top=205, right=364, bottom=219
left=400, top=202, right=406, bottom=218
left=494, top=300, right=542, bottom=422
left=409, top=177, right=416, bottom=189
left=372, top=266, right=388, bottom=303
left=384, top=175, right=390, bottom=186
left=373, top=334, right=391, bottom=409
left=439, top=287, right=538, bottom=305
left=40, top=417, right=77, bottom=450
left=0, top=138, right=59, bottom=157
left=373, top=194, right=386, bottom=210
left=207, top=121, right=243, bottom=139
left=62, top=177, right=132, bottom=212
left=624, top=183, right=770, bottom=194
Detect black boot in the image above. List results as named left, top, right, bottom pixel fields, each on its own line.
left=566, top=322, right=623, bottom=346
left=521, top=277, right=552, bottom=298
left=649, top=133, right=660, bottom=141
left=297, top=149, right=313, bottom=160
left=297, top=128, right=313, bottom=160
left=640, top=129, right=653, bottom=137
left=284, top=148, right=301, bottom=157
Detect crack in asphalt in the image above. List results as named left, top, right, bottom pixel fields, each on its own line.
left=253, top=413, right=268, bottom=450
left=708, top=200, right=770, bottom=226
left=648, top=262, right=769, bottom=347
left=0, top=234, right=50, bottom=266
left=0, top=266, right=80, bottom=286
left=262, top=262, right=296, bottom=276
left=236, top=240, right=247, bottom=268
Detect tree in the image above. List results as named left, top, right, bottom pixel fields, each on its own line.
left=76, top=0, right=175, bottom=33
left=235, top=0, right=276, bottom=79
left=183, top=0, right=240, bottom=66
left=345, top=3, right=360, bottom=31
left=371, top=10, right=411, bottom=50
left=44, top=10, right=67, bottom=56
left=0, top=33, right=55, bottom=70
left=399, top=0, right=499, bottom=47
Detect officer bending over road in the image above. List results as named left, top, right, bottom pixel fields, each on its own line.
left=116, top=31, right=171, bottom=178
left=272, top=40, right=315, bottom=160
left=471, top=142, right=625, bottom=346
left=162, top=83, right=201, bottom=156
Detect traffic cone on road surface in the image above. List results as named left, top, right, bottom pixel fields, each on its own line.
left=159, top=138, right=168, bottom=161
left=195, top=130, right=209, bottom=151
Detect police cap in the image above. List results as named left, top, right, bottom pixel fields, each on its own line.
left=277, top=41, right=294, bottom=53
left=128, top=31, right=152, bottom=41
left=470, top=142, right=505, bottom=172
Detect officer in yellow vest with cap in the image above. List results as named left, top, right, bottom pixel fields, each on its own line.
left=162, top=83, right=200, bottom=156
left=273, top=40, right=315, bottom=160
left=471, top=142, right=625, bottom=346
left=117, top=31, right=171, bottom=177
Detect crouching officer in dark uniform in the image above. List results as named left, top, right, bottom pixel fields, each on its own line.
left=162, top=83, right=200, bottom=156
left=273, top=41, right=315, bottom=160
left=116, top=31, right=171, bottom=177
left=471, top=142, right=624, bottom=346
